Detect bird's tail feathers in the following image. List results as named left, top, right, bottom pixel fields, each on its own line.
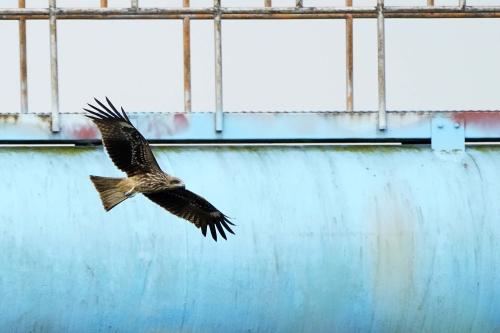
left=90, top=175, right=131, bottom=211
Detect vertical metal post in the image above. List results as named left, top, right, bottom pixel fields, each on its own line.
left=427, top=0, right=434, bottom=5
left=183, top=0, right=192, bottom=112
left=49, top=0, right=60, bottom=132
left=264, top=0, right=272, bottom=7
left=296, top=0, right=303, bottom=8
left=19, top=0, right=28, bottom=113
left=100, top=0, right=108, bottom=8
left=345, top=0, right=353, bottom=111
left=459, top=0, right=466, bottom=9
left=214, top=0, right=223, bottom=132
left=131, top=0, right=138, bottom=9
left=377, top=0, right=386, bottom=130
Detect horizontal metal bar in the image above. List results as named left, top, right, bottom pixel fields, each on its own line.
left=1, top=111, right=499, bottom=142
left=1, top=6, right=500, bottom=20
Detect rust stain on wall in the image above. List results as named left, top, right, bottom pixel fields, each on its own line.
left=65, top=125, right=99, bottom=139
left=453, top=112, right=500, bottom=129
left=371, top=185, right=417, bottom=328
left=0, top=114, right=19, bottom=124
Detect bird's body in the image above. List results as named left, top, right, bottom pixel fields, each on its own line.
left=85, top=98, right=234, bottom=241
left=128, top=172, right=182, bottom=194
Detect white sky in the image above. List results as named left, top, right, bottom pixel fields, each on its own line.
left=1, top=0, right=500, bottom=113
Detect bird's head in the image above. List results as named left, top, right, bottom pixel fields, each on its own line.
left=169, top=177, right=185, bottom=189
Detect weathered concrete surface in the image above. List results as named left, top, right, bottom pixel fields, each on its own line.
left=0, top=146, right=499, bottom=332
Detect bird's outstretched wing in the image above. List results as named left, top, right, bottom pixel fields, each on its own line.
left=144, top=188, right=235, bottom=241
left=85, top=97, right=161, bottom=176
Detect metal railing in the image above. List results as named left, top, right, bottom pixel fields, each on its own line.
left=1, top=0, right=500, bottom=136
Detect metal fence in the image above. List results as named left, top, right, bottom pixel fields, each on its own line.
left=1, top=1, right=500, bottom=148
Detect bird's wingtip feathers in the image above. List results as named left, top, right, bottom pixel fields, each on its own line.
left=215, top=222, right=227, bottom=240
left=200, top=214, right=235, bottom=241
left=83, top=97, right=131, bottom=124
left=222, top=214, right=236, bottom=226
left=209, top=224, right=217, bottom=241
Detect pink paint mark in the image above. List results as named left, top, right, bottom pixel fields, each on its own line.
left=69, top=125, right=98, bottom=139
left=173, top=113, right=189, bottom=132
left=452, top=112, right=500, bottom=129
left=146, top=114, right=190, bottom=137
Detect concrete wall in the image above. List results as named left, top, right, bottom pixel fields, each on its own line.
left=0, top=146, right=499, bottom=332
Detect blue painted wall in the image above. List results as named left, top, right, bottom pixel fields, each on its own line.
left=0, top=146, right=499, bottom=332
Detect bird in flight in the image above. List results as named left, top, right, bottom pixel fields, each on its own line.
left=85, top=97, right=234, bottom=241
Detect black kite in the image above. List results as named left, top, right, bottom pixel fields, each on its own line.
left=85, top=98, right=234, bottom=241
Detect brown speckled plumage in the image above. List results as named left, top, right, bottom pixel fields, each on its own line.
left=85, top=98, right=234, bottom=241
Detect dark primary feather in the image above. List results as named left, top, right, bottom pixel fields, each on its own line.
left=144, top=188, right=235, bottom=241
left=84, top=97, right=160, bottom=176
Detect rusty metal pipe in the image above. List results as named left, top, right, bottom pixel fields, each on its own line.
left=345, top=0, right=353, bottom=112
left=222, top=12, right=500, bottom=19
left=100, top=0, right=108, bottom=8
left=6, top=13, right=500, bottom=20
left=49, top=0, right=59, bottom=132
left=2, top=7, right=500, bottom=20
left=377, top=0, right=386, bottom=130
left=183, top=0, right=192, bottom=113
left=2, top=6, right=500, bottom=15
left=214, top=0, right=223, bottom=132
left=18, top=0, right=28, bottom=114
